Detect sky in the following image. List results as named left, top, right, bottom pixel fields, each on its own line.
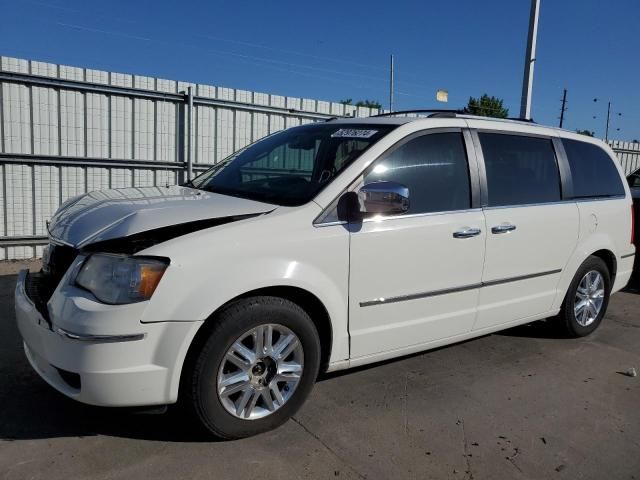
left=1, top=0, right=639, bottom=141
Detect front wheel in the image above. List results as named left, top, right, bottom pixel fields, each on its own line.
left=185, top=296, right=321, bottom=439
left=556, top=256, right=611, bottom=337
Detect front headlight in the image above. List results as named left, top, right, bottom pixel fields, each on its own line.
left=76, top=254, right=169, bottom=305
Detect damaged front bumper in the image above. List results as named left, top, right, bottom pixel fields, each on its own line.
left=15, top=269, right=202, bottom=407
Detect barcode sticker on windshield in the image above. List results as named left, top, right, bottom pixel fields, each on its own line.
left=331, top=129, right=378, bottom=139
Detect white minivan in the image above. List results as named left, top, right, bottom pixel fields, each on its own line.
left=15, top=112, right=636, bottom=438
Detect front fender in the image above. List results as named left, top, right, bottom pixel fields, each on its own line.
left=138, top=207, right=350, bottom=364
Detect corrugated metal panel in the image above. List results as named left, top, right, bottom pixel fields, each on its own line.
left=32, top=86, right=59, bottom=155
left=60, top=90, right=84, bottom=156
left=0, top=55, right=377, bottom=258
left=610, top=141, right=640, bottom=175
left=134, top=98, right=154, bottom=160
left=2, top=83, right=31, bottom=153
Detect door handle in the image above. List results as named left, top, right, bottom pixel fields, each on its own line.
left=491, top=224, right=517, bottom=234
left=453, top=227, right=482, bottom=239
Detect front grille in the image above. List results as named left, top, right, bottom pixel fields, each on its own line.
left=24, top=271, right=56, bottom=324
left=24, top=243, right=79, bottom=326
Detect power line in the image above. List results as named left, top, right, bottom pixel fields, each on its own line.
left=199, top=34, right=388, bottom=73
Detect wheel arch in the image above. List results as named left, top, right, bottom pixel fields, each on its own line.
left=590, top=249, right=617, bottom=284
left=553, top=240, right=619, bottom=311
left=178, top=285, right=335, bottom=403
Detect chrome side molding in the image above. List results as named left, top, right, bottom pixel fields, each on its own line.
left=360, top=269, right=562, bottom=307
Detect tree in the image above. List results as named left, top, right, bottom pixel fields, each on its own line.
left=576, top=129, right=595, bottom=137
left=355, top=99, right=382, bottom=109
left=464, top=94, right=509, bottom=118
left=340, top=98, right=382, bottom=109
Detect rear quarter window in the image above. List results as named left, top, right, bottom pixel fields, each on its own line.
left=562, top=139, right=625, bottom=198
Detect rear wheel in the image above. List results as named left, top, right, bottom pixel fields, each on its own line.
left=557, top=256, right=611, bottom=337
left=185, top=296, right=321, bottom=439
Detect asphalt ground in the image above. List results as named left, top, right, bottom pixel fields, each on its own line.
left=1, top=259, right=638, bottom=480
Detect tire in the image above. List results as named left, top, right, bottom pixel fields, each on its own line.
left=557, top=256, right=611, bottom=337
left=184, top=296, right=321, bottom=439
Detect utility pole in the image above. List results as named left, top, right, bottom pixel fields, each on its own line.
left=559, top=88, right=567, bottom=128
left=605, top=101, right=611, bottom=142
left=389, top=54, right=394, bottom=112
left=520, top=0, right=541, bottom=120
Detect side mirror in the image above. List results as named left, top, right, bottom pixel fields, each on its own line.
left=357, top=181, right=410, bottom=215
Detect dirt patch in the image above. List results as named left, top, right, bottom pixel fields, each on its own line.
left=0, top=259, right=42, bottom=276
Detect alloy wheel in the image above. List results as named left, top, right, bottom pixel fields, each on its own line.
left=217, top=324, right=304, bottom=420
left=574, top=270, right=605, bottom=327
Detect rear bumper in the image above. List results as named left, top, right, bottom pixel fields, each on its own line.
left=613, top=251, right=636, bottom=293
left=15, top=269, right=202, bottom=407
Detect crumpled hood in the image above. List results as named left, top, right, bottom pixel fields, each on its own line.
left=48, top=186, right=275, bottom=247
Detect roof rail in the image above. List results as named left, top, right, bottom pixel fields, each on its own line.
left=371, top=109, right=537, bottom=124
left=371, top=109, right=464, bottom=118
left=507, top=117, right=535, bottom=123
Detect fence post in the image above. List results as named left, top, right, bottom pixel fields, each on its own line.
left=186, top=86, right=194, bottom=181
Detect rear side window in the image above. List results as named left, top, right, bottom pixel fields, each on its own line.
left=364, top=132, right=470, bottom=215
left=562, top=139, right=625, bottom=198
left=479, top=133, right=561, bottom=207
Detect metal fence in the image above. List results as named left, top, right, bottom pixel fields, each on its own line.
left=0, top=56, right=379, bottom=259
left=608, top=140, right=640, bottom=175
left=1, top=55, right=638, bottom=260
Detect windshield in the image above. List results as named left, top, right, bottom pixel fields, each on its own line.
left=190, top=123, right=396, bottom=206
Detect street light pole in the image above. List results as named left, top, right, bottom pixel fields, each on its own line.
left=605, top=101, right=611, bottom=142
left=520, top=0, right=541, bottom=120
left=389, top=54, right=394, bottom=113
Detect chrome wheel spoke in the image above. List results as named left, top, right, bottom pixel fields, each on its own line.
left=254, top=326, right=265, bottom=358
left=230, top=341, right=256, bottom=365
left=220, top=379, right=251, bottom=398
left=270, top=384, right=285, bottom=405
left=278, top=362, right=303, bottom=375
left=262, top=390, right=275, bottom=411
left=218, top=323, right=304, bottom=421
left=220, top=371, right=249, bottom=389
left=274, top=334, right=298, bottom=359
left=244, top=389, right=260, bottom=419
left=276, top=372, right=301, bottom=382
left=225, top=350, right=250, bottom=371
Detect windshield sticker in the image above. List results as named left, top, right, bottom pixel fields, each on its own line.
left=331, top=129, right=379, bottom=139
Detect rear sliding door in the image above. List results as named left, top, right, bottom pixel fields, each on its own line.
left=471, top=130, right=579, bottom=330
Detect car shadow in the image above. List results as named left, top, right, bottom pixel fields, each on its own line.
left=0, top=271, right=219, bottom=443
left=622, top=272, right=640, bottom=294
left=494, top=319, right=569, bottom=339
left=1, top=266, right=632, bottom=443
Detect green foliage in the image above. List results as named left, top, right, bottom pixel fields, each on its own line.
left=576, top=129, right=595, bottom=137
left=340, top=98, right=382, bottom=109
left=355, top=99, right=382, bottom=109
left=464, top=94, right=509, bottom=118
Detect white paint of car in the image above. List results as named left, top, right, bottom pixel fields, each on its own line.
left=14, top=115, right=636, bottom=407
